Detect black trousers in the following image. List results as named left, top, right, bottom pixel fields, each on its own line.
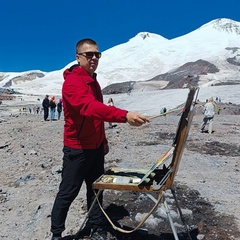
left=43, top=107, right=49, bottom=121
left=51, top=145, right=105, bottom=235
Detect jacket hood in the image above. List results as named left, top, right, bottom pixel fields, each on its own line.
left=68, top=64, right=79, bottom=72
left=63, top=65, right=97, bottom=81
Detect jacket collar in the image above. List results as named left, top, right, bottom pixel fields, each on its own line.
left=64, top=65, right=97, bottom=82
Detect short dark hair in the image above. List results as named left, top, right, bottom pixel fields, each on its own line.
left=76, top=38, right=98, bottom=53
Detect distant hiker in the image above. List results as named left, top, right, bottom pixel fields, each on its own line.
left=163, top=107, right=167, bottom=116
left=49, top=96, right=56, bottom=121
left=50, top=38, right=149, bottom=240
left=107, top=98, right=114, bottom=128
left=217, top=106, right=221, bottom=115
left=42, top=95, right=50, bottom=121
left=200, top=97, right=216, bottom=134
left=32, top=105, right=36, bottom=114
left=57, top=98, right=63, bottom=120
left=36, top=106, right=40, bottom=115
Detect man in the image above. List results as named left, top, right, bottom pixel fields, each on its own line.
left=42, top=94, right=50, bottom=121
left=50, top=38, right=149, bottom=240
left=200, top=97, right=216, bottom=134
left=49, top=96, right=56, bottom=121
left=57, top=98, right=63, bottom=120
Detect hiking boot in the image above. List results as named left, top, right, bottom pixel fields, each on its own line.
left=51, top=234, right=62, bottom=240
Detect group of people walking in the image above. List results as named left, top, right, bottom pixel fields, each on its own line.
left=42, top=95, right=63, bottom=121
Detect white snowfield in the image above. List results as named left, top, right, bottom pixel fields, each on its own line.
left=0, top=18, right=239, bottom=117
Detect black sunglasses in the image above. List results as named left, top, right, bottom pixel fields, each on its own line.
left=77, top=51, right=102, bottom=59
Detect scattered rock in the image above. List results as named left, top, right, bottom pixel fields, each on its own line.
left=0, top=102, right=240, bottom=239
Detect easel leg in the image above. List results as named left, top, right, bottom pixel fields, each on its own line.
left=74, top=190, right=103, bottom=237
left=171, top=188, right=193, bottom=240
left=146, top=192, right=179, bottom=240
left=162, top=194, right=180, bottom=240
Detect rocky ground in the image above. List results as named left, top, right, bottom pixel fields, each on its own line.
left=0, top=101, right=240, bottom=240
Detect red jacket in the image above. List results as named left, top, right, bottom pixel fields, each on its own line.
left=62, top=65, right=128, bottom=149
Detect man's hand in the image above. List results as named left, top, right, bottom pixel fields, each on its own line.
left=126, top=112, right=150, bottom=127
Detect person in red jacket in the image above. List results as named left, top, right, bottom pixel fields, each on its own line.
left=50, top=38, right=149, bottom=240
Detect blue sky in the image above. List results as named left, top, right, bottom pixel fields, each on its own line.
left=0, top=0, right=239, bottom=72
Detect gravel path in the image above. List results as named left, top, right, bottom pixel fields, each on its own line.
left=0, top=102, right=240, bottom=240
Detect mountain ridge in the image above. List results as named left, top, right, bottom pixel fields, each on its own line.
left=0, top=18, right=240, bottom=95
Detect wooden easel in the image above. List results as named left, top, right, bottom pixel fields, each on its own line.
left=78, top=87, right=199, bottom=240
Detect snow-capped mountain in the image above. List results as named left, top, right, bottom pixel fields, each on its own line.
left=0, top=18, right=239, bottom=95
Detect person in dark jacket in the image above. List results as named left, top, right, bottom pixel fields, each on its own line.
left=42, top=94, right=49, bottom=121
left=57, top=98, right=63, bottom=120
left=49, top=96, right=57, bottom=121
left=50, top=38, right=149, bottom=240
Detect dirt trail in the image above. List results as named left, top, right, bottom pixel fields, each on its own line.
left=0, top=102, right=240, bottom=240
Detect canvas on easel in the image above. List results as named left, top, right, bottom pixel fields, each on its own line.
left=93, top=87, right=198, bottom=193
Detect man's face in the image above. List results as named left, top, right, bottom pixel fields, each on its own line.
left=76, top=43, right=101, bottom=76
